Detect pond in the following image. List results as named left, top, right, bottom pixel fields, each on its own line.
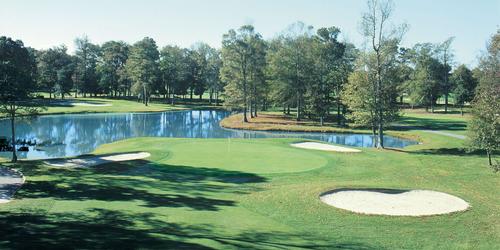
left=0, top=110, right=417, bottom=159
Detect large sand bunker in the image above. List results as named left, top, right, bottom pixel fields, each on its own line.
left=0, top=167, right=25, bottom=204
left=291, top=142, right=361, bottom=153
left=44, top=152, right=151, bottom=168
left=320, top=189, right=469, bottom=216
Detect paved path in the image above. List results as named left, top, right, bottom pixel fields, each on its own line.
left=0, top=167, right=25, bottom=204
left=419, top=130, right=467, bottom=140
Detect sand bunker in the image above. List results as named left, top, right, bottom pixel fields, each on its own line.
left=71, top=102, right=112, bottom=107
left=44, top=152, right=151, bottom=168
left=0, top=167, right=25, bottom=204
left=320, top=189, right=469, bottom=216
left=291, top=142, right=361, bottom=153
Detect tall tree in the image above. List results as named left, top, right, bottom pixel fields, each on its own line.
left=359, top=0, right=407, bottom=148
left=267, top=22, right=314, bottom=121
left=311, top=26, right=347, bottom=125
left=38, top=46, right=75, bottom=99
left=468, top=30, right=500, bottom=168
left=98, top=41, right=129, bottom=96
left=0, top=37, right=41, bottom=162
left=74, top=36, right=100, bottom=97
left=221, top=25, right=265, bottom=122
left=125, top=37, right=160, bottom=106
left=437, top=37, right=455, bottom=113
left=342, top=58, right=378, bottom=137
left=405, top=43, right=444, bottom=112
left=451, top=65, right=477, bottom=115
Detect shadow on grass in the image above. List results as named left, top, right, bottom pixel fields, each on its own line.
left=0, top=160, right=374, bottom=249
left=0, top=208, right=373, bottom=249
left=15, top=159, right=266, bottom=211
left=392, top=116, right=467, bottom=132
left=322, top=188, right=410, bottom=195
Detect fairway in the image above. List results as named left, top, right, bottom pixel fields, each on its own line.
left=1, top=135, right=498, bottom=249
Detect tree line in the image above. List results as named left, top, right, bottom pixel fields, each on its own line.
left=1, top=0, right=498, bottom=165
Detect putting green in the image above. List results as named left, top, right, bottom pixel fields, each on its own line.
left=161, top=139, right=328, bottom=174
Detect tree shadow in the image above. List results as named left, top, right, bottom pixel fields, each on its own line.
left=0, top=208, right=374, bottom=249
left=15, top=159, right=267, bottom=211
left=407, top=148, right=490, bottom=157
left=392, top=116, right=467, bottom=132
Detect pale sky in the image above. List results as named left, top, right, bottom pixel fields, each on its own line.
left=1, top=0, right=498, bottom=66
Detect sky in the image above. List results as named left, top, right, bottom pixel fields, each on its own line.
left=1, top=0, right=498, bottom=66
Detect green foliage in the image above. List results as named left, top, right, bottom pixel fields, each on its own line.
left=451, top=65, right=477, bottom=109
left=0, top=36, right=43, bottom=161
left=125, top=37, right=160, bottom=105
left=74, top=36, right=100, bottom=96
left=405, top=43, right=446, bottom=110
left=37, top=46, right=75, bottom=99
left=221, top=25, right=266, bottom=120
left=468, top=30, right=500, bottom=167
left=98, top=41, right=130, bottom=96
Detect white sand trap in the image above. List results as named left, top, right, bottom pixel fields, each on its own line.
left=320, top=189, right=469, bottom=216
left=0, top=167, right=25, bottom=204
left=44, top=152, right=151, bottom=168
left=291, top=142, right=361, bottom=153
left=71, top=102, right=112, bottom=107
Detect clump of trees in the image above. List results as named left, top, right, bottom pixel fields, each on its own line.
left=0, top=37, right=42, bottom=162
left=468, top=30, right=499, bottom=170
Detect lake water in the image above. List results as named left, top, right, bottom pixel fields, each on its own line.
left=0, top=110, right=417, bottom=159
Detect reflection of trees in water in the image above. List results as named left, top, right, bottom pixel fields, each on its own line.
left=0, top=110, right=416, bottom=159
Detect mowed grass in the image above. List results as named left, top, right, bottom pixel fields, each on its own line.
left=0, top=133, right=499, bottom=249
left=39, top=97, right=187, bottom=115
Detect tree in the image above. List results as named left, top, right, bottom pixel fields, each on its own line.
left=310, top=26, right=347, bottom=125
left=221, top=25, right=265, bottom=122
left=405, top=43, right=444, bottom=112
left=125, top=37, right=160, bottom=106
left=74, top=36, right=100, bottom=97
left=0, top=37, right=41, bottom=162
left=342, top=59, right=378, bottom=137
left=451, top=65, right=477, bottom=115
left=437, top=37, right=455, bottom=113
left=38, top=46, right=75, bottom=99
left=468, top=30, right=500, bottom=169
left=359, top=0, right=407, bottom=148
left=98, top=41, right=129, bottom=96
left=267, top=22, right=314, bottom=121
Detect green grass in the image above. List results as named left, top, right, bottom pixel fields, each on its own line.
left=39, top=97, right=187, bottom=115
left=0, top=132, right=498, bottom=249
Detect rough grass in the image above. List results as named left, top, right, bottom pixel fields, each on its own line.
left=0, top=132, right=498, bottom=249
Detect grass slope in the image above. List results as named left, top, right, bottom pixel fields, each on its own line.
left=0, top=133, right=498, bottom=249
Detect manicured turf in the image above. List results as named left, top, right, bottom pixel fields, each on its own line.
left=40, top=97, right=187, bottom=115
left=0, top=130, right=499, bottom=248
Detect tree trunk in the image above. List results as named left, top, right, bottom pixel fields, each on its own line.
left=320, top=116, right=324, bottom=126
left=296, top=91, right=301, bottom=121
left=143, top=86, right=148, bottom=106
left=253, top=99, right=257, bottom=117
left=337, top=103, right=341, bottom=126
left=487, top=151, right=492, bottom=166
left=377, top=120, right=384, bottom=149
left=10, top=113, right=17, bottom=163
left=444, top=93, right=449, bottom=113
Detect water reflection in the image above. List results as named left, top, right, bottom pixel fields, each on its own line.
left=0, top=110, right=417, bottom=159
